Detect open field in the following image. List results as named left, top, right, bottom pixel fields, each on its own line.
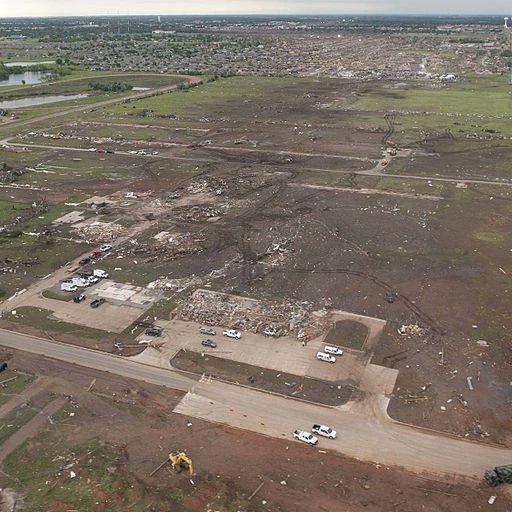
left=0, top=66, right=511, bottom=511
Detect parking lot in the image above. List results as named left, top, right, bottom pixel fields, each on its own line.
left=17, top=293, right=143, bottom=333
left=130, top=319, right=397, bottom=390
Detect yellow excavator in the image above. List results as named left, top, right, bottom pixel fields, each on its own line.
left=168, top=451, right=193, bottom=476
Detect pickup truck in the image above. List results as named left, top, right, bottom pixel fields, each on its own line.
left=293, top=430, right=318, bottom=445
left=312, top=424, right=337, bottom=439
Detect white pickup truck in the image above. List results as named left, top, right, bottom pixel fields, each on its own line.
left=312, top=424, right=337, bottom=439
left=293, top=430, right=318, bottom=445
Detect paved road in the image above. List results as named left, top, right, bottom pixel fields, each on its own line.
left=0, top=75, right=202, bottom=138
left=1, top=328, right=511, bottom=478
left=0, top=328, right=195, bottom=392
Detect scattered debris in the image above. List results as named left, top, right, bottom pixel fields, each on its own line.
left=398, top=324, right=425, bottom=336
left=248, top=481, right=265, bottom=501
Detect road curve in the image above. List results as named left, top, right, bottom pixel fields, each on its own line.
left=1, top=328, right=511, bottom=478
left=0, top=74, right=202, bottom=136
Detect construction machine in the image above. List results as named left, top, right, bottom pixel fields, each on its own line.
left=168, top=451, right=193, bottom=476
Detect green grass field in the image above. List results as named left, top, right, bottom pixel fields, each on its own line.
left=5, top=307, right=111, bottom=340
left=0, top=370, right=36, bottom=407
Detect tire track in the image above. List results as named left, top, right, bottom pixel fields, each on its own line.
left=275, top=267, right=445, bottom=335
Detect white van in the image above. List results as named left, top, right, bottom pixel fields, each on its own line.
left=316, top=352, right=336, bottom=363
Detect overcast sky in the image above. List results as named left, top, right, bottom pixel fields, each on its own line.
left=2, top=1, right=510, bottom=17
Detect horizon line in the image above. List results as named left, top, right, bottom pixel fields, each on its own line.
left=0, top=13, right=509, bottom=19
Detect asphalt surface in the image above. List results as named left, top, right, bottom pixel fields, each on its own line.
left=0, top=328, right=195, bottom=392
left=1, top=328, right=512, bottom=478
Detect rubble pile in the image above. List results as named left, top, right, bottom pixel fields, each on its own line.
left=118, top=231, right=204, bottom=263
left=73, top=221, right=125, bottom=243
left=148, top=274, right=204, bottom=292
left=398, top=324, right=426, bottom=337
left=262, top=239, right=291, bottom=267
left=186, top=176, right=227, bottom=195
left=179, top=289, right=320, bottom=340
left=0, top=164, right=31, bottom=183
left=173, top=205, right=223, bottom=221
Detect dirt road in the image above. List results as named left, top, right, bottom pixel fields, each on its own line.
left=1, top=328, right=511, bottom=479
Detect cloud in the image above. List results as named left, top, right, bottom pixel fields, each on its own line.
left=4, top=0, right=511, bottom=17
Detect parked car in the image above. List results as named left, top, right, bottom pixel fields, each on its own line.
left=61, top=283, right=78, bottom=292
left=70, top=277, right=89, bottom=288
left=312, top=424, right=337, bottom=439
left=201, top=339, right=217, bottom=348
left=0, top=362, right=8, bottom=373
left=223, top=329, right=241, bottom=339
left=293, top=430, right=318, bottom=445
left=87, top=275, right=99, bottom=285
left=100, top=244, right=113, bottom=252
left=93, top=269, right=109, bottom=279
left=73, top=293, right=86, bottom=303
left=199, top=327, right=216, bottom=335
left=145, top=327, right=163, bottom=337
left=79, top=257, right=91, bottom=265
left=316, top=352, right=336, bottom=363
left=324, top=346, right=343, bottom=356
left=90, top=298, right=106, bottom=308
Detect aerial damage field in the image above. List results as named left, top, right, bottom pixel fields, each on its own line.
left=0, top=69, right=511, bottom=511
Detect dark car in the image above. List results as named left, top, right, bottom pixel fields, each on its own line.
left=73, top=293, right=86, bottom=303
left=0, top=361, right=7, bottom=373
left=384, top=292, right=395, bottom=303
left=79, top=257, right=91, bottom=265
left=90, top=298, right=106, bottom=308
left=199, top=326, right=216, bottom=336
left=145, top=327, right=163, bottom=337
left=201, top=339, right=217, bottom=349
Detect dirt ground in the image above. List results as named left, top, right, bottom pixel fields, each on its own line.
left=2, top=349, right=512, bottom=512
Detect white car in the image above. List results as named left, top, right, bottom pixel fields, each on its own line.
left=324, top=345, right=343, bottom=356
left=100, top=244, right=113, bottom=252
left=312, top=424, right=337, bottom=439
left=70, top=277, right=89, bottom=288
left=293, top=430, right=318, bottom=445
left=223, top=329, right=241, bottom=339
left=317, top=352, right=336, bottom=363
left=93, top=269, right=109, bottom=279
left=87, top=275, right=99, bottom=285
left=61, top=283, right=78, bottom=292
